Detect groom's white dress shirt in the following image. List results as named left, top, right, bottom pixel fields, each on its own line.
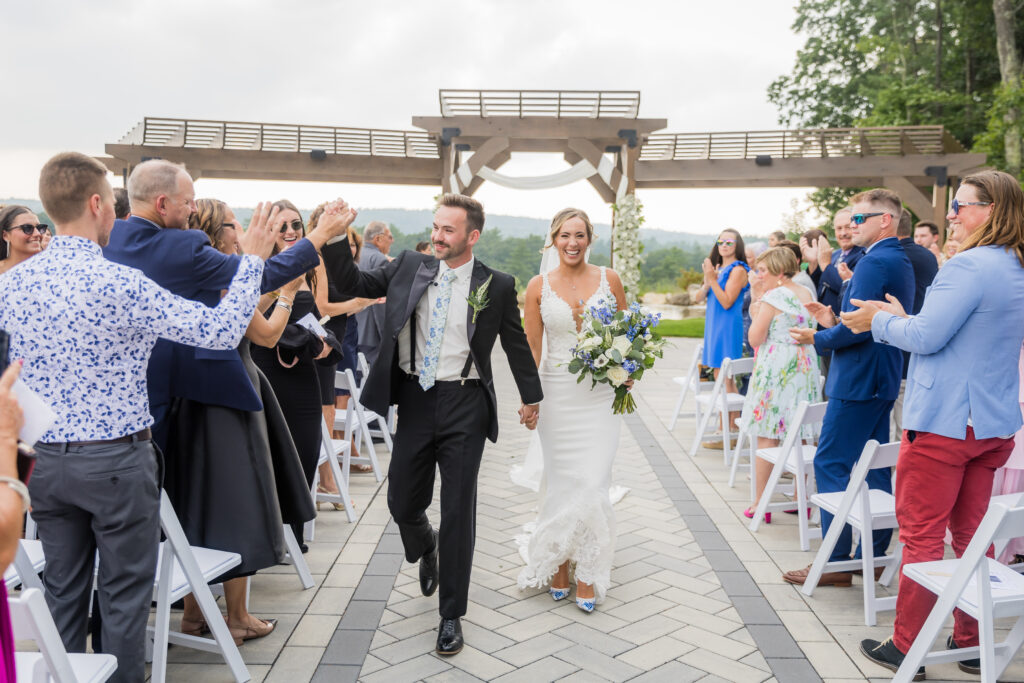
left=398, top=257, right=480, bottom=382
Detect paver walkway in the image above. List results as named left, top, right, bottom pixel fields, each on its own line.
left=159, top=340, right=1024, bottom=682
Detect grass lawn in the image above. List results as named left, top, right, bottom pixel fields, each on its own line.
left=656, top=317, right=705, bottom=337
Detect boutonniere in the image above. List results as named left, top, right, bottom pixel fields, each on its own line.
left=467, top=274, right=493, bottom=323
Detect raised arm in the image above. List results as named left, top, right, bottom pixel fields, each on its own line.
left=320, top=235, right=392, bottom=299
left=126, top=255, right=264, bottom=350
left=709, top=265, right=748, bottom=310
left=312, top=257, right=376, bottom=317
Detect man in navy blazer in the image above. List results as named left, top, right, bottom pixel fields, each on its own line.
left=783, top=189, right=914, bottom=587
left=103, top=160, right=335, bottom=447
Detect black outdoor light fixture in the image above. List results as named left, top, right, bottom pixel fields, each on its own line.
left=925, top=165, right=948, bottom=187
left=310, top=149, right=327, bottom=161
left=755, top=155, right=772, bottom=167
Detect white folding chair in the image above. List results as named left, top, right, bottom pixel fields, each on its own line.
left=310, top=415, right=357, bottom=527
left=281, top=524, right=315, bottom=590
left=689, top=356, right=754, bottom=460
left=148, top=491, right=249, bottom=683
left=895, top=500, right=1024, bottom=683
left=802, top=440, right=903, bottom=625
left=669, top=343, right=713, bottom=430
left=11, top=588, right=117, bottom=683
left=748, top=400, right=826, bottom=551
left=356, top=353, right=396, bottom=452
left=5, top=539, right=46, bottom=592
left=333, top=369, right=383, bottom=481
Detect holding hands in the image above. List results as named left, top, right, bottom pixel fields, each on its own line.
left=237, top=202, right=281, bottom=261
left=519, top=403, right=539, bottom=430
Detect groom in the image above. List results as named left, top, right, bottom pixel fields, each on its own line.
left=322, top=193, right=543, bottom=655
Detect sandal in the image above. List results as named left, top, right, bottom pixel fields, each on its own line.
left=315, top=485, right=345, bottom=511
left=350, top=463, right=374, bottom=474
left=228, top=617, right=277, bottom=646
left=179, top=616, right=209, bottom=637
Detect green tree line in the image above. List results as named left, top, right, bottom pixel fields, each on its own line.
left=770, top=0, right=1024, bottom=221
left=379, top=224, right=713, bottom=293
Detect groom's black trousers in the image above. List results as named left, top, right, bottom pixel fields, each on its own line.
left=387, top=374, right=490, bottom=618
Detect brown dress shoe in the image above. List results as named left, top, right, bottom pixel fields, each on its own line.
left=782, top=564, right=852, bottom=587
left=851, top=566, right=886, bottom=580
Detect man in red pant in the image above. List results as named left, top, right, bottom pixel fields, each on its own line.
left=843, top=170, right=1024, bottom=679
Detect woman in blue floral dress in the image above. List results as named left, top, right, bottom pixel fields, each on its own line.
left=739, top=247, right=821, bottom=520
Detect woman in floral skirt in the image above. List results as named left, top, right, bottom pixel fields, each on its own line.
left=739, top=247, right=821, bottom=521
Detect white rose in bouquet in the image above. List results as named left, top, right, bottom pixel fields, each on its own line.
left=610, top=335, right=632, bottom=358
left=606, top=365, right=629, bottom=387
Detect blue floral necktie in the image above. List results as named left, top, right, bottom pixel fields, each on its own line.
left=419, top=268, right=457, bottom=390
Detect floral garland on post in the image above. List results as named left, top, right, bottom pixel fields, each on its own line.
left=612, top=193, right=645, bottom=303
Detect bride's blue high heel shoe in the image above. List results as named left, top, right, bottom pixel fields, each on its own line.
left=549, top=585, right=571, bottom=601
left=575, top=596, right=595, bottom=613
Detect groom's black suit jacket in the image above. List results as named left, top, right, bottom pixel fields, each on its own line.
left=323, top=239, right=543, bottom=442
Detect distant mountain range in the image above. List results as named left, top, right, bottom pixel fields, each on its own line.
left=2, top=199, right=716, bottom=249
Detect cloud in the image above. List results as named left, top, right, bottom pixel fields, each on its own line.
left=1, top=0, right=812, bottom=234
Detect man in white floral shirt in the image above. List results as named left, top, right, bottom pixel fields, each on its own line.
left=0, top=152, right=277, bottom=682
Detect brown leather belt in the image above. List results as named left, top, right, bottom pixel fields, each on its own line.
left=65, top=428, right=152, bottom=447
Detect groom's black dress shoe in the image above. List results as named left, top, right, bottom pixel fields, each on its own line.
left=436, top=617, right=463, bottom=655
left=420, top=530, right=439, bottom=597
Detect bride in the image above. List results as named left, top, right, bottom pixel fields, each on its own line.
left=516, top=208, right=628, bottom=612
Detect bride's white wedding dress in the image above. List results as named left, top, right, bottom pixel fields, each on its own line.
left=516, top=267, right=623, bottom=603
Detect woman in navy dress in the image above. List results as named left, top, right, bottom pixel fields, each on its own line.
left=694, top=229, right=750, bottom=438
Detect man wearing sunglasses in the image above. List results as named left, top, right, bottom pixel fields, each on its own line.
left=104, top=159, right=352, bottom=450
left=783, top=188, right=914, bottom=588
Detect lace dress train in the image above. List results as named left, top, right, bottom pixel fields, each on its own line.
left=516, top=268, right=622, bottom=603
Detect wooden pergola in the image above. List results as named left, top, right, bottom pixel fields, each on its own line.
left=98, top=89, right=986, bottom=228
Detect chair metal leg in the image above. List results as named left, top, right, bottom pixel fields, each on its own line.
left=861, top=531, right=877, bottom=626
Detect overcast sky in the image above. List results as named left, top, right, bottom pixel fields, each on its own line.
left=0, top=0, right=817, bottom=236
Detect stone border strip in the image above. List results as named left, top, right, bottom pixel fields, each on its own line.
left=313, top=518, right=404, bottom=682
left=625, top=413, right=823, bottom=683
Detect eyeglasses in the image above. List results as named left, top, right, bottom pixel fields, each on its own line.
left=279, top=220, right=304, bottom=233
left=851, top=212, right=887, bottom=225
left=716, top=239, right=736, bottom=246
left=951, top=199, right=991, bottom=215
left=4, top=224, right=49, bottom=236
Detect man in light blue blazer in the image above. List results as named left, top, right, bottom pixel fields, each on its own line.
left=784, top=188, right=914, bottom=588
left=843, top=171, right=1024, bottom=677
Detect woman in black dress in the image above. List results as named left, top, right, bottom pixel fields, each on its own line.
left=166, top=199, right=316, bottom=645
left=251, top=200, right=342, bottom=542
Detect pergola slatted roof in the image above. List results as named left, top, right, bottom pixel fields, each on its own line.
left=118, top=117, right=440, bottom=158
left=438, top=89, right=641, bottom=119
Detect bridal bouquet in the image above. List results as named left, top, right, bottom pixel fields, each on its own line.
left=567, top=301, right=666, bottom=414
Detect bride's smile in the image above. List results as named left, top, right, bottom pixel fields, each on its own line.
left=554, top=217, right=590, bottom=266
